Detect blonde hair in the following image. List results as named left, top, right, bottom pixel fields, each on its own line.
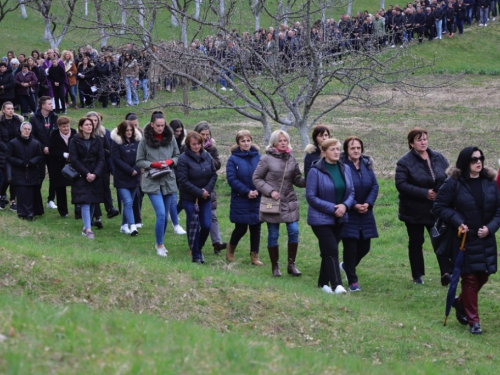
left=86, top=111, right=106, bottom=137
left=267, top=130, right=292, bottom=151
left=320, top=138, right=340, bottom=152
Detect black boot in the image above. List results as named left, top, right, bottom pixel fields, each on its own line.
left=287, top=243, right=302, bottom=276
left=268, top=246, right=281, bottom=277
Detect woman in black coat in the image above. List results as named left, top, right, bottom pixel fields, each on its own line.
left=433, top=147, right=500, bottom=335
left=48, top=116, right=76, bottom=218
left=395, top=127, right=453, bottom=285
left=303, top=125, right=330, bottom=179
left=110, top=120, right=142, bottom=236
left=0, top=62, right=15, bottom=109
left=69, top=117, right=105, bottom=239
left=6, top=122, right=44, bottom=220
left=177, top=131, right=217, bottom=264
left=77, top=57, right=95, bottom=108
left=47, top=58, right=66, bottom=114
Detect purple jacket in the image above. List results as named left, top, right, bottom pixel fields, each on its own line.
left=14, top=70, right=38, bottom=96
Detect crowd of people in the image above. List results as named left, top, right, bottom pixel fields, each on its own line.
left=0, top=0, right=497, bottom=115
left=1, top=95, right=499, bottom=335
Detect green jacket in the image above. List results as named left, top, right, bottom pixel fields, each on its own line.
left=136, top=124, right=180, bottom=195
left=373, top=18, right=385, bottom=37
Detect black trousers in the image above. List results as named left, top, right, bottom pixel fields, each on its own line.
left=229, top=223, right=262, bottom=253
left=16, top=185, right=44, bottom=218
left=342, top=233, right=371, bottom=284
left=405, top=222, right=454, bottom=279
left=53, top=84, right=66, bottom=113
left=133, top=187, right=143, bottom=224
left=54, top=186, right=69, bottom=216
left=312, top=225, right=343, bottom=289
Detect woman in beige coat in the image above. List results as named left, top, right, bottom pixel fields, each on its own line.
left=252, top=130, right=306, bottom=277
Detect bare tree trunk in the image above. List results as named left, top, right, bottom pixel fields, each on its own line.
left=20, top=0, right=27, bottom=18
left=171, top=0, right=178, bottom=26
left=44, top=18, right=51, bottom=41
left=194, top=0, right=201, bottom=19
left=93, top=0, right=108, bottom=47
left=137, top=0, right=144, bottom=28
left=180, top=16, right=188, bottom=47
left=261, top=114, right=271, bottom=142
left=218, top=0, right=225, bottom=27
left=85, top=0, right=88, bottom=16
left=347, top=0, right=353, bottom=16
left=380, top=0, right=385, bottom=10
left=119, top=0, right=127, bottom=34
left=255, top=13, right=260, bottom=30
left=297, top=121, right=310, bottom=150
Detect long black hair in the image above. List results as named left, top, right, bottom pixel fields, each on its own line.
left=455, top=146, right=486, bottom=180
left=169, top=118, right=185, bottom=150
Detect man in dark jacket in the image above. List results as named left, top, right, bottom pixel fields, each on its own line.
left=425, top=7, right=436, bottom=40
left=0, top=62, right=15, bottom=108
left=456, top=0, right=467, bottom=33
left=415, top=6, right=427, bottom=43
left=30, top=96, right=58, bottom=209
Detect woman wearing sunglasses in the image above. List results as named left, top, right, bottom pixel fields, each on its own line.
left=433, top=147, right=500, bottom=335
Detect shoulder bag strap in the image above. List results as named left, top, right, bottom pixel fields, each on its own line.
left=278, top=158, right=289, bottom=195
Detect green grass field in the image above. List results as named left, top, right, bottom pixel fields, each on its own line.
left=2, top=2, right=500, bottom=374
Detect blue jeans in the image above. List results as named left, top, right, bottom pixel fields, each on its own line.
left=68, top=85, right=77, bottom=105
left=480, top=7, right=489, bottom=24
left=125, top=76, right=139, bottom=105
left=138, top=78, right=148, bottom=100
left=267, top=221, right=299, bottom=247
left=435, top=19, right=442, bottom=38
left=148, top=192, right=173, bottom=245
left=169, top=191, right=179, bottom=226
left=219, top=66, right=234, bottom=88
left=182, top=199, right=211, bottom=260
left=118, top=188, right=137, bottom=226
left=466, top=6, right=473, bottom=24
left=82, top=204, right=95, bottom=231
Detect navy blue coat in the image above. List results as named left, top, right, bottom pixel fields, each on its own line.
left=433, top=167, right=500, bottom=275
left=340, top=154, right=379, bottom=239
left=226, top=146, right=261, bottom=225
left=110, top=128, right=141, bottom=189
left=177, top=148, right=217, bottom=203
left=304, top=142, right=321, bottom=179
left=306, top=158, right=355, bottom=227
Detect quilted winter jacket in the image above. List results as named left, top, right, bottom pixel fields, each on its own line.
left=253, top=148, right=306, bottom=224
left=395, top=148, right=449, bottom=225
left=226, top=145, right=261, bottom=225
left=110, top=127, right=142, bottom=189
left=177, top=147, right=217, bottom=203
left=340, top=153, right=379, bottom=239
left=306, top=158, right=355, bottom=227
left=433, top=167, right=500, bottom=275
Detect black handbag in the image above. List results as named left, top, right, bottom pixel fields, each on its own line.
left=61, top=164, right=79, bottom=181
left=430, top=218, right=453, bottom=257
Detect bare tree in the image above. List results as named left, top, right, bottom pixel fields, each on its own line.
left=92, top=0, right=109, bottom=47
left=81, top=0, right=445, bottom=147
left=194, top=0, right=201, bottom=19
left=20, top=0, right=28, bottom=18
left=346, top=0, right=353, bottom=16
left=0, top=0, right=24, bottom=23
left=380, top=0, right=385, bottom=10
left=31, top=0, right=79, bottom=49
left=249, top=0, right=264, bottom=31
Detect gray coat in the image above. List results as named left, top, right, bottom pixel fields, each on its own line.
left=136, top=124, right=179, bottom=195
left=252, top=148, right=306, bottom=223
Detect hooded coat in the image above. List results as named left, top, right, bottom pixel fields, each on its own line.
left=68, top=135, right=105, bottom=205
left=252, top=148, right=306, bottom=224
left=340, top=153, right=379, bottom=239
left=135, top=124, right=179, bottom=195
left=395, top=148, right=449, bottom=225
left=110, top=127, right=142, bottom=189
left=433, top=165, right=500, bottom=275
left=226, top=145, right=261, bottom=225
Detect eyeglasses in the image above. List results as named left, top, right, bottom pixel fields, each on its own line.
left=470, top=156, right=484, bottom=164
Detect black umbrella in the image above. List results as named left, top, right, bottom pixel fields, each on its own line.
left=188, top=198, right=200, bottom=251
left=444, top=229, right=467, bottom=326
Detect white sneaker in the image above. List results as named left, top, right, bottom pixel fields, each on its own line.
left=334, top=285, right=347, bottom=294
left=130, top=224, right=138, bottom=236
left=339, top=262, right=348, bottom=282
left=173, top=224, right=186, bottom=235
left=47, top=201, right=58, bottom=209
left=484, top=23, right=488, bottom=27
left=220, top=87, right=227, bottom=91
left=135, top=223, right=143, bottom=228
left=155, top=244, right=168, bottom=257
left=321, top=285, right=334, bottom=294
left=479, top=23, right=484, bottom=26
left=120, top=224, right=131, bottom=234
left=493, top=17, right=496, bottom=21
left=229, top=88, right=233, bottom=91
left=391, top=44, right=395, bottom=48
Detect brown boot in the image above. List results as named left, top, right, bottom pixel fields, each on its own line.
left=267, top=246, right=281, bottom=276
left=226, top=243, right=236, bottom=262
left=250, top=252, right=263, bottom=266
left=287, top=243, right=302, bottom=276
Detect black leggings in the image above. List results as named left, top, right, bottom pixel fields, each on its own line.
left=312, top=225, right=343, bottom=288
left=229, top=223, right=262, bottom=253
left=342, top=233, right=371, bottom=284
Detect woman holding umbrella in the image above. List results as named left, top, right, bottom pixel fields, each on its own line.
left=433, top=147, right=500, bottom=335
left=177, top=131, right=217, bottom=264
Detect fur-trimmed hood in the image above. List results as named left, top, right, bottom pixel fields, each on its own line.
left=230, top=144, right=260, bottom=153
left=304, top=143, right=318, bottom=154
left=446, top=166, right=497, bottom=181
left=110, top=127, right=143, bottom=145
left=143, top=123, right=173, bottom=148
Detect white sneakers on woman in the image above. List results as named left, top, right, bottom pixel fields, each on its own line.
left=173, top=224, right=186, bottom=235
left=120, top=224, right=131, bottom=234
left=155, top=244, right=168, bottom=257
